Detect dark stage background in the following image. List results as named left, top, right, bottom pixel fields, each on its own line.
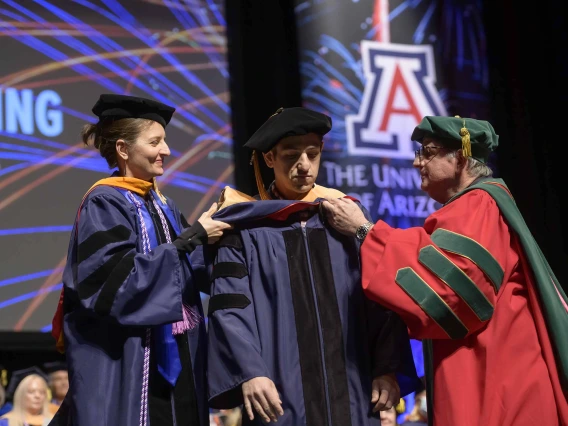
left=1, top=0, right=566, bottom=405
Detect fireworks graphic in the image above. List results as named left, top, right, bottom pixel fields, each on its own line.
left=295, top=0, right=490, bottom=156
left=0, top=0, right=231, bottom=331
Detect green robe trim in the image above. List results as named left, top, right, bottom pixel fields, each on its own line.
left=431, top=228, right=504, bottom=293
left=419, top=245, right=494, bottom=321
left=453, top=179, right=568, bottom=386
left=395, top=267, right=469, bottom=339
left=424, top=178, right=568, bottom=426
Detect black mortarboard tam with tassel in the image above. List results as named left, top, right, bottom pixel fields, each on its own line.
left=243, top=107, right=332, bottom=199
left=91, top=94, right=175, bottom=128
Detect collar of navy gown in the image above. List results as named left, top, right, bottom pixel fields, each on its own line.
left=212, top=196, right=358, bottom=225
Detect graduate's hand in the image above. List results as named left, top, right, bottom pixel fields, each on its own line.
left=321, top=198, right=368, bottom=237
left=242, top=376, right=284, bottom=423
left=197, top=202, right=233, bottom=244
left=371, top=373, right=400, bottom=413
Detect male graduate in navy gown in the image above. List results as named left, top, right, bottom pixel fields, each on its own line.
left=206, top=107, right=419, bottom=425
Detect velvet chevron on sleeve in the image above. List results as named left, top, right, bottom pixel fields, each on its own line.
left=360, top=178, right=568, bottom=426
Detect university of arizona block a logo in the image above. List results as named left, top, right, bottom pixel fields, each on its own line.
left=346, top=41, right=447, bottom=159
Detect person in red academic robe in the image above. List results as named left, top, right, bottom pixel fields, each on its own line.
left=322, top=116, right=568, bottom=426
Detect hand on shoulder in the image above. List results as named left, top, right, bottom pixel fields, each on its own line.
left=321, top=197, right=370, bottom=237
left=197, top=202, right=233, bottom=244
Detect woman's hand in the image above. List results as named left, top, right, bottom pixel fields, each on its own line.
left=197, top=202, right=233, bottom=243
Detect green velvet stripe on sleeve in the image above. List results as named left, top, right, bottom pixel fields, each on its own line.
left=395, top=267, right=469, bottom=339
left=431, top=228, right=504, bottom=294
left=419, top=245, right=494, bottom=321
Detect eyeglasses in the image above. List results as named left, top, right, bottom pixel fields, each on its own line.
left=414, top=145, right=445, bottom=162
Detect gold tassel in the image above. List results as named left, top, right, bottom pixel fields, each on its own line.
left=247, top=108, right=282, bottom=201
left=152, top=177, right=168, bottom=204
left=270, top=107, right=284, bottom=118
left=251, top=151, right=271, bottom=200
left=456, top=115, right=472, bottom=158
left=395, top=398, right=406, bottom=414
left=1, top=368, right=7, bottom=387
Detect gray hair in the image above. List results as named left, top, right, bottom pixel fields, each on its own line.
left=446, top=150, right=493, bottom=178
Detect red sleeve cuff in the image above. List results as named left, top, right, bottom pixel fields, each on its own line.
left=363, top=220, right=392, bottom=250
left=361, top=220, right=393, bottom=287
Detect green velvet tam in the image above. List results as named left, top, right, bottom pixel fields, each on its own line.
left=411, top=116, right=498, bottom=163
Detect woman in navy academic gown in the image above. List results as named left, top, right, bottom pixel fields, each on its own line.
left=50, top=94, right=231, bottom=426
